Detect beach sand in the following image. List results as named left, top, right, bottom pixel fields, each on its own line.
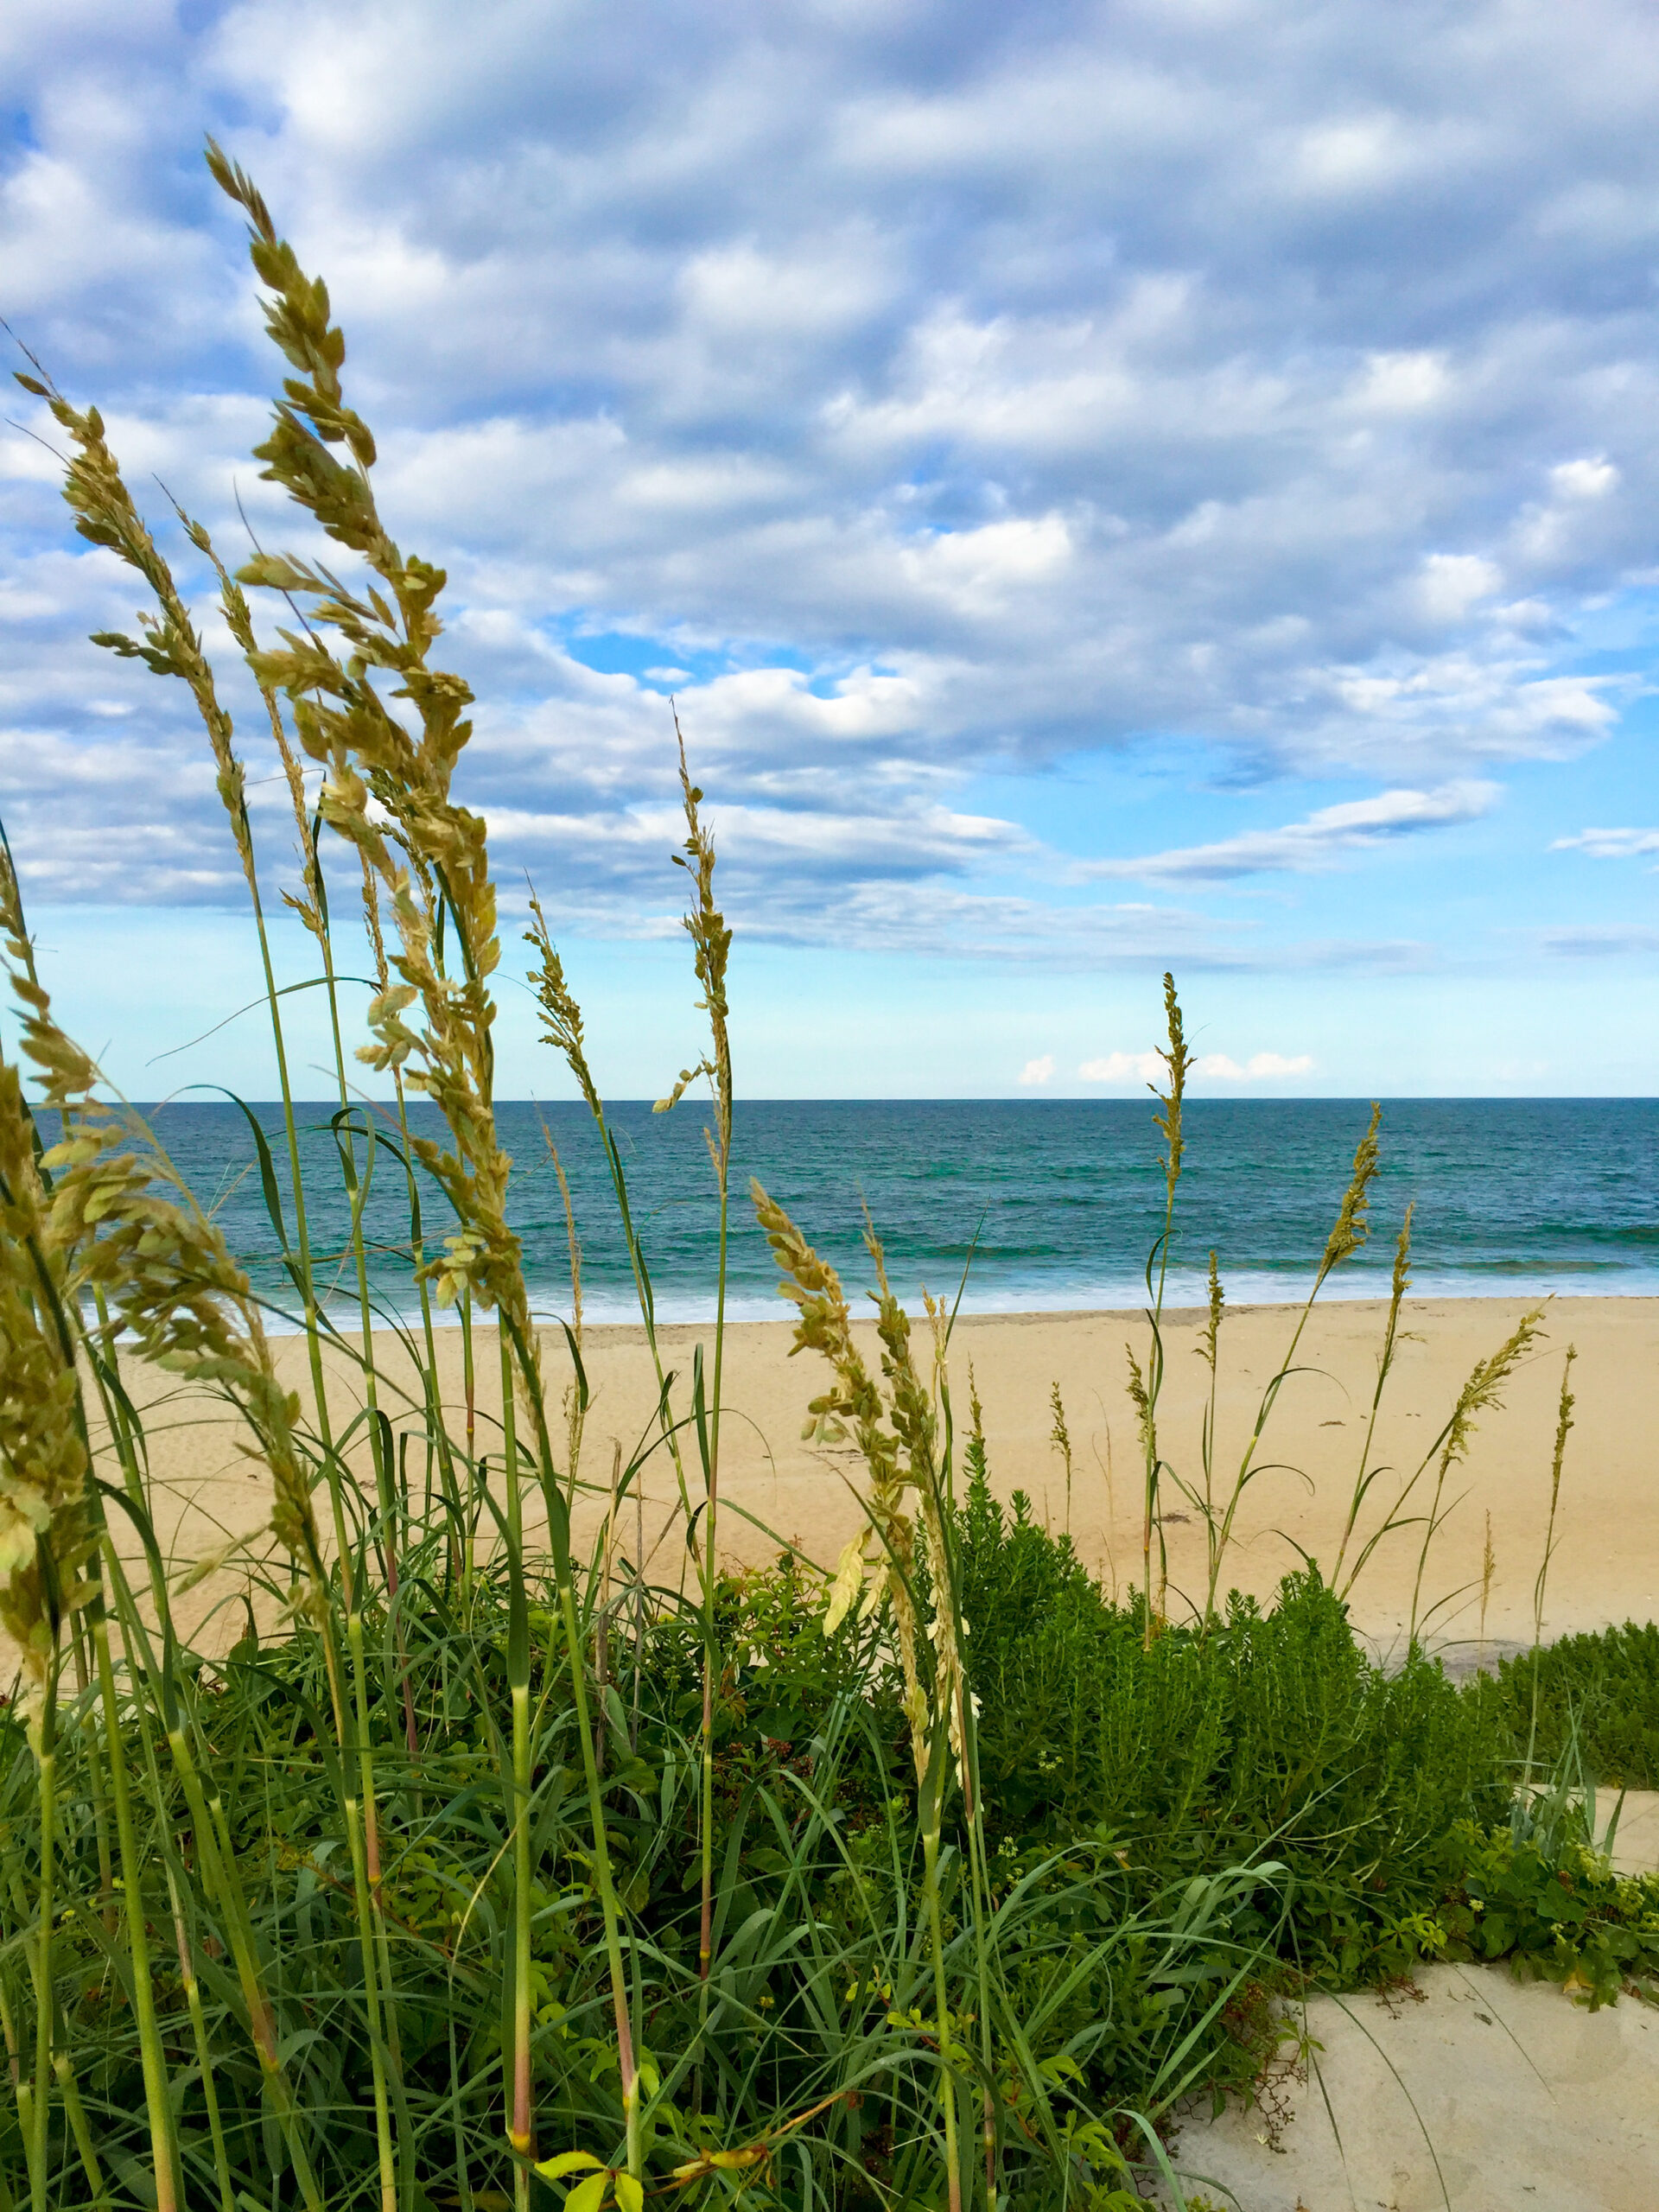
left=1159, top=1955, right=1659, bottom=2211
left=118, top=1293, right=1657, bottom=1650
left=1160, top=1786, right=1659, bottom=2208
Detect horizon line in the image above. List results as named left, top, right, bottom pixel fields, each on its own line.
left=106, top=1092, right=1659, bottom=1108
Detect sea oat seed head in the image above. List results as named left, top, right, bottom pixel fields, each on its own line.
left=1320, top=1102, right=1382, bottom=1277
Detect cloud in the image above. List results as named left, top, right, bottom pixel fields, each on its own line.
left=1077, top=1046, right=1314, bottom=1085
left=736, top=883, right=1243, bottom=966
left=1, top=0, right=1656, bottom=972
left=1550, top=457, right=1620, bottom=501
left=1417, top=554, right=1503, bottom=625
left=1017, top=1053, right=1054, bottom=1085
left=1550, top=826, right=1659, bottom=858
left=1081, top=783, right=1498, bottom=884
left=1537, top=925, right=1659, bottom=957
left=1193, top=1052, right=1315, bottom=1080
left=1077, top=1051, right=1164, bottom=1085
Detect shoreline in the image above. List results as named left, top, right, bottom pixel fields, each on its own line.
left=256, top=1283, right=1659, bottom=1338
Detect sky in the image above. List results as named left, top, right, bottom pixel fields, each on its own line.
left=3, top=0, right=1658, bottom=1101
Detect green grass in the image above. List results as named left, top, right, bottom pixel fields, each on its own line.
left=2, top=143, right=1657, bottom=2212
left=0, top=1529, right=1287, bottom=2206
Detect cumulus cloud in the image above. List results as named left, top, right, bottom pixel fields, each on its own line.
left=1018, top=1054, right=1054, bottom=1085
left=1, top=0, right=1656, bottom=972
left=1082, top=784, right=1498, bottom=884
left=1194, top=1052, right=1315, bottom=1080
left=1077, top=1051, right=1164, bottom=1085
left=1550, top=457, right=1620, bottom=501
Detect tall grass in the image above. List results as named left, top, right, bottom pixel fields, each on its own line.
left=0, top=145, right=1646, bottom=2212
left=0, top=149, right=1290, bottom=2212
left=1123, top=980, right=1545, bottom=1641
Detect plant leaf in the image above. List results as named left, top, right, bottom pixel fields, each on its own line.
left=534, top=2152, right=603, bottom=2181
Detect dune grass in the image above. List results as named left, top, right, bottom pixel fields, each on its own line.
left=1, top=147, right=1655, bottom=2212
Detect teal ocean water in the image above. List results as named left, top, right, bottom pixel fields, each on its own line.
left=134, top=1097, right=1659, bottom=1328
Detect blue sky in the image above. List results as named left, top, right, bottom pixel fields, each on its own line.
left=3, top=0, right=1657, bottom=1098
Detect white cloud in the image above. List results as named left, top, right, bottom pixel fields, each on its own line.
left=1193, top=1051, right=1315, bottom=1080
left=1077, top=1051, right=1164, bottom=1084
left=1350, top=350, right=1451, bottom=414
left=2, top=0, right=1657, bottom=971
left=1081, top=783, right=1498, bottom=884
left=1551, top=826, right=1659, bottom=858
left=1417, top=554, right=1503, bottom=625
left=1018, top=1053, right=1054, bottom=1085
left=1294, top=113, right=1415, bottom=194
left=1550, top=457, right=1620, bottom=500
left=1077, top=1046, right=1314, bottom=1085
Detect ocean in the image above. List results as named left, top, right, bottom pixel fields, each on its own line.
left=131, top=1096, right=1659, bottom=1329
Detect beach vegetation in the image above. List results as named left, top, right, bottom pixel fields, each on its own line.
left=1494, top=1624, right=1659, bottom=1789
left=0, top=149, right=1653, bottom=2212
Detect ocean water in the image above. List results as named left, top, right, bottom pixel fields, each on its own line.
left=129, top=1096, right=1659, bottom=1328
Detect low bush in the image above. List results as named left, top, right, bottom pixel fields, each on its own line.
left=957, top=1482, right=1510, bottom=1987
left=1492, top=1622, right=1659, bottom=1788
left=1435, top=1821, right=1659, bottom=2006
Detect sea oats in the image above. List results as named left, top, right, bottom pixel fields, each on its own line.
left=1332, top=1201, right=1415, bottom=1588
left=10, top=368, right=261, bottom=906
left=1049, top=1381, right=1074, bottom=1533
left=1150, top=969, right=1189, bottom=1209
left=1407, top=1306, right=1547, bottom=1640
left=1200, top=1251, right=1224, bottom=1372
left=1319, top=1102, right=1382, bottom=1280
left=750, top=1181, right=940, bottom=1774
left=653, top=716, right=733, bottom=1165
left=0, top=1039, right=90, bottom=1700
left=865, top=1225, right=966, bottom=1777
left=1, top=854, right=321, bottom=1656
left=194, top=150, right=543, bottom=1421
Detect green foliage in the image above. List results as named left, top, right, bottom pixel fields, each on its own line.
left=0, top=1536, right=1279, bottom=2208
left=1493, top=1622, right=1659, bottom=1787
left=1432, top=1821, right=1659, bottom=2007
left=957, top=1476, right=1510, bottom=1984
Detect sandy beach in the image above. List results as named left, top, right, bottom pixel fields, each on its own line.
left=117, top=1292, right=1657, bottom=1649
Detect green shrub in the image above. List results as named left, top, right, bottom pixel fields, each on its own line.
left=957, top=1474, right=1510, bottom=1985
left=1493, top=1623, right=1659, bottom=1788
left=1436, top=1821, right=1659, bottom=2007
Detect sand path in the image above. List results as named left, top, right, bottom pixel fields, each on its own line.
left=1163, top=1958, right=1659, bottom=2210
left=1163, top=1791, right=1659, bottom=2209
